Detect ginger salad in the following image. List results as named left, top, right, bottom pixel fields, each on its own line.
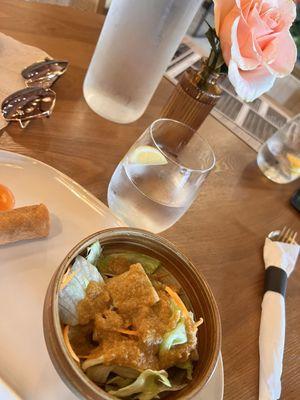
left=59, top=241, right=203, bottom=399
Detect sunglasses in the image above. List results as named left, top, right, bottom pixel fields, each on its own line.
left=1, top=58, right=68, bottom=128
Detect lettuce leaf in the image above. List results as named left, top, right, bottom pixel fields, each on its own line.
left=107, top=376, right=134, bottom=388
left=85, top=365, right=139, bottom=385
left=82, top=355, right=104, bottom=371
left=112, top=366, right=140, bottom=379
left=58, top=255, right=103, bottom=325
left=176, top=360, right=193, bottom=380
left=159, top=318, right=187, bottom=356
left=98, top=252, right=160, bottom=275
left=86, top=241, right=102, bottom=266
left=86, top=365, right=113, bottom=384
left=108, top=369, right=171, bottom=400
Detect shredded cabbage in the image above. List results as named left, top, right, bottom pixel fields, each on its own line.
left=159, top=318, right=187, bottom=356
left=112, top=366, right=140, bottom=379
left=107, top=376, right=134, bottom=388
left=85, top=365, right=139, bottom=385
left=82, top=355, right=104, bottom=371
left=86, top=241, right=102, bottom=266
left=176, top=360, right=193, bottom=380
left=169, top=298, right=181, bottom=324
left=58, top=255, right=103, bottom=325
left=85, top=365, right=113, bottom=384
left=108, top=369, right=171, bottom=400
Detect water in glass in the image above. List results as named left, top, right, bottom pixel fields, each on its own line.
left=257, top=115, right=300, bottom=184
left=108, top=119, right=215, bottom=233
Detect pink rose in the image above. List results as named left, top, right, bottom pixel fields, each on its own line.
left=214, top=0, right=297, bottom=101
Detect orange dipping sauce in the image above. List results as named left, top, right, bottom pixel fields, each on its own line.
left=0, top=184, right=15, bottom=211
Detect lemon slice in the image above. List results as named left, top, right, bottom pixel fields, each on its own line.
left=128, top=145, right=168, bottom=165
left=287, top=153, right=300, bottom=176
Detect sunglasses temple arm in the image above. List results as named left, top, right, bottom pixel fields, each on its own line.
left=19, top=120, right=31, bottom=129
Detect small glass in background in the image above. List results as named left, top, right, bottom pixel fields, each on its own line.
left=108, top=118, right=215, bottom=233
left=257, top=115, right=300, bottom=184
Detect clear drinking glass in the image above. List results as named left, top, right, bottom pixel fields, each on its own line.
left=107, top=119, right=215, bottom=233
left=257, top=115, right=300, bottom=184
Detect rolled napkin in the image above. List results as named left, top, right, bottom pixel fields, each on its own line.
left=259, top=237, right=299, bottom=400
left=0, top=33, right=50, bottom=130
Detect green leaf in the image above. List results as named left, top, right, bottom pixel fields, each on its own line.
left=82, top=355, right=105, bottom=371
left=58, top=256, right=103, bottom=325
left=205, top=28, right=217, bottom=51
left=85, top=365, right=113, bottom=384
left=112, top=366, right=140, bottom=379
left=215, top=51, right=225, bottom=70
left=85, top=365, right=139, bottom=385
left=176, top=360, right=193, bottom=380
left=220, top=63, right=228, bottom=74
left=98, top=252, right=160, bottom=275
left=86, top=241, right=102, bottom=266
left=159, top=318, right=187, bottom=356
left=204, top=19, right=214, bottom=32
left=107, top=376, right=134, bottom=388
left=108, top=369, right=172, bottom=400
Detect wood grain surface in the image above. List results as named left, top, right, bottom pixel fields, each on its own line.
left=0, top=1, right=299, bottom=399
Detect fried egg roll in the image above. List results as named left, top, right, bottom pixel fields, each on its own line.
left=0, top=204, right=49, bottom=245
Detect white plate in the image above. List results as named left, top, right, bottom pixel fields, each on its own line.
left=0, top=150, right=224, bottom=400
left=198, top=355, right=224, bottom=400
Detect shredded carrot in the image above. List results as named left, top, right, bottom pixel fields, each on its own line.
left=114, top=328, right=139, bottom=336
left=63, top=325, right=80, bottom=363
left=195, top=318, right=204, bottom=328
left=165, top=286, right=190, bottom=319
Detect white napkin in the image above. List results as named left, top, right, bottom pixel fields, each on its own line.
left=0, top=32, right=50, bottom=130
left=259, top=237, right=299, bottom=400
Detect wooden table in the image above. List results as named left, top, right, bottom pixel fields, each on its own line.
left=1, top=1, right=299, bottom=399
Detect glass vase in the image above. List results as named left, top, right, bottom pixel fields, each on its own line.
left=161, top=58, right=222, bottom=130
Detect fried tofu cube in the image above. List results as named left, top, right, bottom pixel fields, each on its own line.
left=106, top=263, right=159, bottom=313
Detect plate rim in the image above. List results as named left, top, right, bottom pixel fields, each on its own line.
left=0, top=149, right=224, bottom=400
left=0, top=148, right=123, bottom=223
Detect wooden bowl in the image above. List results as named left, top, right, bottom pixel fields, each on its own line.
left=43, top=228, right=221, bottom=399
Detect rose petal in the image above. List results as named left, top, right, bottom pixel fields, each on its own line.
left=213, top=0, right=236, bottom=35
left=228, top=59, right=276, bottom=101
left=263, top=31, right=297, bottom=77
left=261, top=33, right=280, bottom=64
left=275, top=0, right=296, bottom=30
left=231, top=16, right=262, bottom=70
left=257, top=31, right=278, bottom=51
left=261, top=8, right=280, bottom=30
left=260, top=0, right=279, bottom=13
left=218, top=8, right=239, bottom=64
left=248, top=4, right=273, bottom=37
left=216, top=0, right=296, bottom=101
left=239, top=0, right=255, bottom=18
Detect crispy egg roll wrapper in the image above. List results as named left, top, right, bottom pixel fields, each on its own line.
left=0, top=204, right=49, bottom=245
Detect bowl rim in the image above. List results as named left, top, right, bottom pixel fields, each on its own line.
left=43, top=227, right=222, bottom=400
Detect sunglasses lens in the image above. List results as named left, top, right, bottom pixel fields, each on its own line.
left=1, top=87, right=56, bottom=122
left=22, top=59, right=68, bottom=87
